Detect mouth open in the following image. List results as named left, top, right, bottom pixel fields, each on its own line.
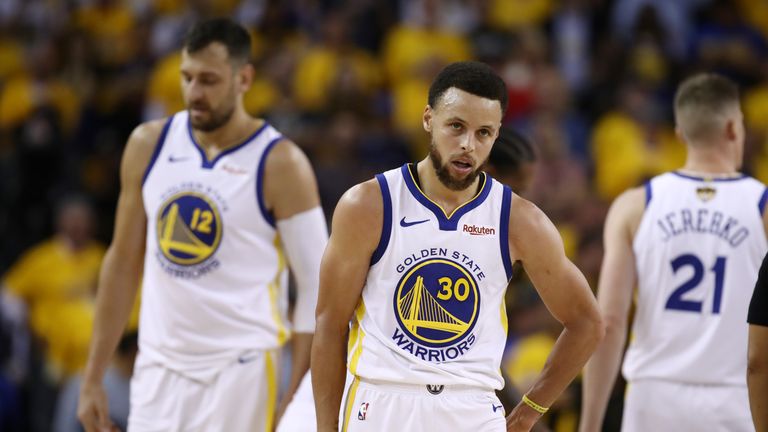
left=451, top=160, right=473, bottom=175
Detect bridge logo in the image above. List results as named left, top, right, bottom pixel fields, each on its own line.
left=393, top=258, right=480, bottom=348
left=156, top=192, right=222, bottom=266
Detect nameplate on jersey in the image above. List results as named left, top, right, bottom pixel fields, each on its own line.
left=655, top=208, right=750, bottom=247
left=154, top=182, right=229, bottom=279
left=391, top=248, right=486, bottom=363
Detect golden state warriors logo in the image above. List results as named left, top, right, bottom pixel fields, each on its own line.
left=156, top=192, right=222, bottom=266
left=392, top=258, right=480, bottom=361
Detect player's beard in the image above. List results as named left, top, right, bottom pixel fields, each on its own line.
left=188, top=89, right=236, bottom=132
left=428, top=141, right=485, bottom=191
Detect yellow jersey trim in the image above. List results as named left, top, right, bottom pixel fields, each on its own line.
left=269, top=234, right=289, bottom=345
left=500, top=296, right=508, bottom=336
left=265, top=350, right=278, bottom=431
left=407, top=167, right=487, bottom=219
left=341, top=377, right=361, bottom=432
left=349, top=300, right=367, bottom=375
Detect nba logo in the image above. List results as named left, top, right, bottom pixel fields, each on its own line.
left=357, top=402, right=370, bottom=420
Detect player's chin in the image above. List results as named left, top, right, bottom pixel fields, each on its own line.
left=190, top=117, right=215, bottom=131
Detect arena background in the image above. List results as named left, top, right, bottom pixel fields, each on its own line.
left=1, top=0, right=766, bottom=430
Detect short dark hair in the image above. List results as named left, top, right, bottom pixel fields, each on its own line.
left=428, top=61, right=508, bottom=113
left=674, top=73, right=740, bottom=142
left=183, top=18, right=251, bottom=64
left=489, top=127, right=536, bottom=171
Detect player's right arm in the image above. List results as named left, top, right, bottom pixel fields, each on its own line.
left=312, top=180, right=382, bottom=432
left=579, top=187, right=645, bottom=432
left=77, top=120, right=164, bottom=432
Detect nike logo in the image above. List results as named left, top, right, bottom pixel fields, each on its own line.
left=168, top=155, right=190, bottom=163
left=400, top=217, right=429, bottom=227
left=237, top=354, right=259, bottom=364
left=492, top=404, right=504, bottom=413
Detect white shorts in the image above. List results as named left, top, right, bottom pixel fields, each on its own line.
left=277, top=371, right=316, bottom=432
left=622, top=379, right=754, bottom=432
left=128, top=349, right=280, bottom=432
left=339, top=377, right=506, bottom=432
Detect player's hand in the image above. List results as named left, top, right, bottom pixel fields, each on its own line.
left=505, top=403, right=542, bottom=432
left=78, top=380, right=116, bottom=432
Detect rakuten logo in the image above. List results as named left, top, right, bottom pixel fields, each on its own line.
left=462, top=224, right=495, bottom=236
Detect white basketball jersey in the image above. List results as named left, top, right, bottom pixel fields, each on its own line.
left=624, top=172, right=768, bottom=385
left=140, top=111, right=290, bottom=381
left=348, top=164, right=514, bottom=390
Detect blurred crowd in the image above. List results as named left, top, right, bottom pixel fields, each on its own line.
left=3, top=0, right=768, bottom=430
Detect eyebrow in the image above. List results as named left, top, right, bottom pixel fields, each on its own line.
left=180, top=69, right=222, bottom=78
left=445, top=117, right=496, bottom=130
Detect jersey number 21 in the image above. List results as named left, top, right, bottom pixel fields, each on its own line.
left=665, top=254, right=726, bottom=314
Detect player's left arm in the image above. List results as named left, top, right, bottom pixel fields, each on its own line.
left=263, top=138, right=327, bottom=422
left=504, top=197, right=604, bottom=432
left=748, top=252, right=768, bottom=432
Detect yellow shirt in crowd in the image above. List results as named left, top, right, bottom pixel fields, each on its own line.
left=3, top=238, right=104, bottom=377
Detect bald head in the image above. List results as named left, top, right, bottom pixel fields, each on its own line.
left=674, top=73, right=740, bottom=145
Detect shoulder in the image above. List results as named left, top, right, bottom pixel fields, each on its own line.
left=122, top=119, right=168, bottom=180
left=508, top=195, right=551, bottom=235
left=334, top=179, right=383, bottom=223
left=327, top=178, right=384, bottom=253
left=600, top=186, right=647, bottom=244
left=507, top=195, right=564, bottom=260
left=127, top=119, right=167, bottom=153
left=608, top=187, right=646, bottom=224
left=263, top=138, right=313, bottom=177
left=261, top=137, right=321, bottom=218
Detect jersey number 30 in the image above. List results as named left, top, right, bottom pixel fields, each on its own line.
left=665, top=254, right=726, bottom=314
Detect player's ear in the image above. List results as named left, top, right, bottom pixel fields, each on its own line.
left=423, top=105, right=433, bottom=133
left=237, top=62, right=254, bottom=92
left=725, top=117, right=738, bottom=142
left=674, top=124, right=685, bottom=143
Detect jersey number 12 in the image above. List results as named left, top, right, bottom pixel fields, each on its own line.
left=665, top=254, right=726, bottom=314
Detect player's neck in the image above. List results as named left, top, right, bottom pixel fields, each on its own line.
left=415, top=159, right=481, bottom=215
left=192, top=109, right=262, bottom=158
left=681, top=149, right=739, bottom=177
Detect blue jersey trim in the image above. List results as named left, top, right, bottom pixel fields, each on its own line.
left=371, top=174, right=392, bottom=266
left=255, top=136, right=283, bottom=228
left=760, top=188, right=768, bottom=215
left=142, top=115, right=174, bottom=185
left=400, top=164, right=493, bottom=231
left=500, top=185, right=514, bottom=281
left=644, top=180, right=652, bottom=207
left=187, top=117, right=269, bottom=169
left=672, top=171, right=747, bottom=182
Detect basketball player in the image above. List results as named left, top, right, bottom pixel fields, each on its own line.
left=580, top=73, right=768, bottom=431
left=77, top=19, right=327, bottom=431
left=312, top=61, right=603, bottom=432
left=276, top=126, right=538, bottom=432
left=748, top=253, right=768, bottom=432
